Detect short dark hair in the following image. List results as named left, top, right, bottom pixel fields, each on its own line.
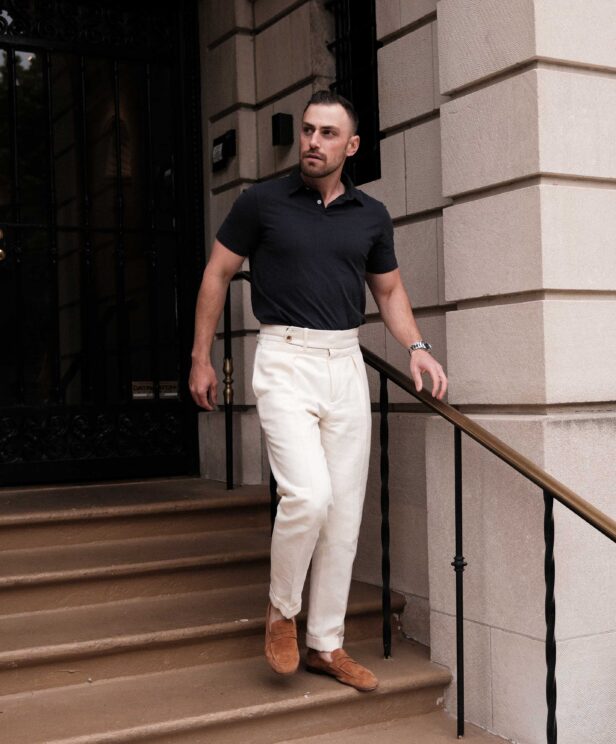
left=303, top=90, right=359, bottom=134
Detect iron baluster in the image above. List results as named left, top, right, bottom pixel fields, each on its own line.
left=143, top=61, right=161, bottom=402
left=223, top=287, right=234, bottom=489
left=544, top=489, right=558, bottom=744
left=7, top=47, right=25, bottom=404
left=379, top=371, right=392, bottom=658
left=452, top=426, right=467, bottom=738
left=78, top=55, right=94, bottom=403
left=43, top=50, right=62, bottom=404
left=112, top=59, right=131, bottom=402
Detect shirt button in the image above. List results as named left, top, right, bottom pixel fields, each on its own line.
left=317, top=199, right=322, bottom=205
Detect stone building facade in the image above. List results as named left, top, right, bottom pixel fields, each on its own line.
left=197, top=2, right=616, bottom=742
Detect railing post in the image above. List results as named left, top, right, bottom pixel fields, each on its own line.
left=223, top=287, right=234, bottom=490
left=543, top=489, right=558, bottom=744
left=379, top=371, right=392, bottom=658
left=451, top=426, right=467, bottom=738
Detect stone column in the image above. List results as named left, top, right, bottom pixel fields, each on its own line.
left=430, top=2, right=616, bottom=742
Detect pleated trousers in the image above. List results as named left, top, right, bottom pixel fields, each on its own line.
left=252, top=323, right=372, bottom=652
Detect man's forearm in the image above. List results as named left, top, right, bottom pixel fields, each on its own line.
left=376, top=282, right=423, bottom=349
left=191, top=268, right=230, bottom=365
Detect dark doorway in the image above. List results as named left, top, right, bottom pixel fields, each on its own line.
left=0, top=1, right=204, bottom=485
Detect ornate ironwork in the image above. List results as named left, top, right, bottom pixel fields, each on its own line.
left=0, top=1, right=174, bottom=56
left=0, top=406, right=185, bottom=465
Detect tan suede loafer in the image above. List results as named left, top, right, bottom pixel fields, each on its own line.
left=305, top=648, right=379, bottom=691
left=264, top=601, right=300, bottom=675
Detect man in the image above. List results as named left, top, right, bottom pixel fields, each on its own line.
left=189, top=90, right=447, bottom=691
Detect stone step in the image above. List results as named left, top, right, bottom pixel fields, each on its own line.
left=0, top=526, right=271, bottom=613
left=278, top=710, right=507, bottom=743
left=0, top=636, right=451, bottom=744
left=0, top=580, right=404, bottom=696
left=0, top=479, right=270, bottom=549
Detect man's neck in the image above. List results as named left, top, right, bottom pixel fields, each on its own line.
left=300, top=168, right=346, bottom=207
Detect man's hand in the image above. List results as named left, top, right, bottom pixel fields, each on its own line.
left=189, top=358, right=219, bottom=411
left=410, top=350, right=448, bottom=400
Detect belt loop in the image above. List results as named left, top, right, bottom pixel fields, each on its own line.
left=303, top=328, right=308, bottom=348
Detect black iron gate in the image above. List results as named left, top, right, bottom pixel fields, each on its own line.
left=0, top=0, right=204, bottom=485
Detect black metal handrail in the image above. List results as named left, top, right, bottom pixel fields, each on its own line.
left=220, top=272, right=616, bottom=742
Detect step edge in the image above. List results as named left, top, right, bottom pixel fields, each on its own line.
left=38, top=669, right=452, bottom=744
left=0, top=495, right=270, bottom=528
left=0, top=595, right=405, bottom=667
left=0, top=550, right=271, bottom=588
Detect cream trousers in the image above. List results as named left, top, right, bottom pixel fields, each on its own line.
left=252, top=324, right=372, bottom=652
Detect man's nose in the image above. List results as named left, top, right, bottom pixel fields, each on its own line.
left=309, top=132, right=320, bottom=148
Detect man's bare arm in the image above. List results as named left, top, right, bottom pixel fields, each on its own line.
left=366, top=268, right=448, bottom=400
left=189, top=240, right=245, bottom=410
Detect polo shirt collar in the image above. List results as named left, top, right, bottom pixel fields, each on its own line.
left=287, top=167, right=364, bottom=206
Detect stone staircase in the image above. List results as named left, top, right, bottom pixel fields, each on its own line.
left=0, top=478, right=504, bottom=743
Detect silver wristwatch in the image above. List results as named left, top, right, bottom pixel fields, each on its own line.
left=407, top=341, right=432, bottom=356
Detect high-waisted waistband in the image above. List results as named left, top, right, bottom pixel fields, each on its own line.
left=258, top=324, right=359, bottom=354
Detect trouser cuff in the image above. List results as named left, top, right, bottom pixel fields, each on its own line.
left=269, top=588, right=301, bottom=619
left=305, top=632, right=344, bottom=653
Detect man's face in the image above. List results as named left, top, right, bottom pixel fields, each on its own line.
left=299, top=103, right=359, bottom=179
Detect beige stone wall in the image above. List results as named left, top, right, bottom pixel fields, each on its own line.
left=432, top=1, right=616, bottom=742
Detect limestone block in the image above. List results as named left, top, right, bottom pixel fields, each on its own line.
left=203, top=0, right=253, bottom=46
left=205, top=34, right=255, bottom=117
left=535, top=0, right=616, bottom=72
left=446, top=301, right=547, bottom=405
left=256, top=104, right=276, bottom=179
left=254, top=2, right=334, bottom=103
left=445, top=184, right=616, bottom=302
left=377, top=0, right=436, bottom=40
left=426, top=415, right=547, bottom=637
left=360, top=133, right=407, bottom=219
left=431, top=21, right=449, bottom=108
left=440, top=69, right=539, bottom=197
left=395, top=217, right=439, bottom=309
left=378, top=23, right=435, bottom=130
left=254, top=0, right=307, bottom=28
left=437, top=0, right=536, bottom=94
left=358, top=320, right=387, bottom=402
left=198, top=409, right=265, bottom=484
left=443, top=185, right=543, bottom=302
left=405, top=118, right=449, bottom=214
left=541, top=186, right=616, bottom=291
left=384, top=309, right=447, bottom=403
left=400, top=593, right=430, bottom=646
left=543, top=301, right=616, bottom=403
left=538, top=68, right=616, bottom=180
left=545, top=417, right=616, bottom=639
left=376, top=0, right=400, bottom=40
left=491, top=629, right=546, bottom=744
left=436, top=215, right=445, bottom=306
left=210, top=108, right=258, bottom=191
left=557, top=631, right=616, bottom=744
left=355, top=413, right=431, bottom=597
left=401, top=0, right=437, bottom=27
left=430, top=611, right=493, bottom=729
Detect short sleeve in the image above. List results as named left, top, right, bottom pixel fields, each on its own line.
left=366, top=205, right=398, bottom=274
left=216, top=186, right=260, bottom=257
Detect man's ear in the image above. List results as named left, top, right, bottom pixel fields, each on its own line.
left=346, top=134, right=360, bottom=157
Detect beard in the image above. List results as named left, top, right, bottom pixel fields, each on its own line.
left=299, top=154, right=343, bottom=179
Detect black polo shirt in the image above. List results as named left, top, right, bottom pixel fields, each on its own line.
left=216, top=167, right=398, bottom=330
